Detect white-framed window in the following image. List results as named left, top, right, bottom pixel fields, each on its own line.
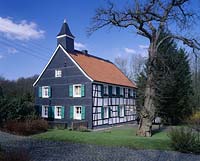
left=104, top=85, right=108, bottom=95
left=55, top=106, right=62, bottom=119
left=112, top=86, right=116, bottom=95
left=125, top=88, right=129, bottom=98
left=120, top=87, right=123, bottom=96
left=104, top=106, right=109, bottom=118
left=42, top=86, right=50, bottom=98
left=55, top=69, right=62, bottom=77
left=73, top=84, right=81, bottom=97
left=130, top=89, right=133, bottom=97
left=74, top=106, right=82, bottom=120
left=42, top=105, right=48, bottom=118
left=119, top=106, right=125, bottom=117
left=129, top=106, right=136, bottom=114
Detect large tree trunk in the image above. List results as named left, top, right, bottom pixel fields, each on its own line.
left=137, top=41, right=156, bottom=137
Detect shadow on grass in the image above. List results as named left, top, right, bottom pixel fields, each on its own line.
left=152, top=125, right=168, bottom=136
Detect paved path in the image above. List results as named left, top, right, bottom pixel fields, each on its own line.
left=0, top=131, right=199, bottom=161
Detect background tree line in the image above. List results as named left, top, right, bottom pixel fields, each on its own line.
left=0, top=75, right=38, bottom=125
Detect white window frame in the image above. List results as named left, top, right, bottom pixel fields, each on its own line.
left=54, top=106, right=62, bottom=119
left=104, top=85, right=108, bottom=95
left=120, top=87, right=123, bottom=96
left=129, top=105, right=136, bottom=114
left=55, top=69, right=62, bottom=77
left=104, top=106, right=109, bottom=118
left=73, top=84, right=82, bottom=97
left=74, top=106, right=82, bottom=120
left=42, top=105, right=48, bottom=118
left=130, top=89, right=134, bottom=97
left=42, top=86, right=49, bottom=98
left=112, top=86, right=116, bottom=95
left=125, top=88, right=129, bottom=98
left=119, top=106, right=125, bottom=117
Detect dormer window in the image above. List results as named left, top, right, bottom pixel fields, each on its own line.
left=55, top=69, right=62, bottom=77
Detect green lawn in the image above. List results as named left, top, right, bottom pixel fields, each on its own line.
left=33, top=125, right=171, bottom=150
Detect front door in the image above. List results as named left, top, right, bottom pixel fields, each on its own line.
left=74, top=106, right=82, bottom=120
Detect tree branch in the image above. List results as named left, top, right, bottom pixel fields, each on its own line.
left=157, top=35, right=200, bottom=51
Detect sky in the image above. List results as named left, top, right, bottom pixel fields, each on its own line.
left=0, top=0, right=198, bottom=80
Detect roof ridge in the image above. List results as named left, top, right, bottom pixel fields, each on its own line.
left=74, top=49, right=113, bottom=64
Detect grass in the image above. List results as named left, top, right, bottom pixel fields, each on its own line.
left=33, top=125, right=171, bottom=150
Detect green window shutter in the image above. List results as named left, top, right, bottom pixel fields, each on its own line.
left=108, top=107, right=111, bottom=118
left=69, top=85, right=73, bottom=97
left=48, top=106, right=51, bottom=118
left=124, top=106, right=126, bottom=116
left=70, top=106, right=74, bottom=119
left=120, top=88, right=124, bottom=97
left=37, top=105, right=42, bottom=116
left=116, top=87, right=120, bottom=97
left=101, top=106, right=104, bottom=119
left=48, top=86, right=51, bottom=97
left=81, top=106, right=86, bottom=120
left=61, top=106, right=65, bottom=119
left=108, top=86, right=112, bottom=97
left=38, top=87, right=42, bottom=97
left=133, top=91, right=136, bottom=98
left=118, top=105, right=120, bottom=117
left=128, top=89, right=131, bottom=97
left=81, top=85, right=85, bottom=97
left=101, top=85, right=104, bottom=97
left=48, top=106, right=54, bottom=118
left=52, top=106, right=55, bottom=118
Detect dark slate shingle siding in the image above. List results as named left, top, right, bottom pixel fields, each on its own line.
left=35, top=47, right=93, bottom=128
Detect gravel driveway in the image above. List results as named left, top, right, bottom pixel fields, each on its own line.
left=0, top=131, right=199, bottom=161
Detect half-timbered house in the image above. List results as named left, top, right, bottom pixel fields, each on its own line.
left=33, top=21, right=137, bottom=129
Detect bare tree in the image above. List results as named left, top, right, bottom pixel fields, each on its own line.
left=129, top=54, right=147, bottom=81
left=114, top=54, right=146, bottom=82
left=114, top=56, right=130, bottom=78
left=88, top=0, right=200, bottom=136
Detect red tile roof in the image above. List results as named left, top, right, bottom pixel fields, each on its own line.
left=70, top=51, right=136, bottom=88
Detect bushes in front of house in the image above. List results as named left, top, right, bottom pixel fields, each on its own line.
left=0, top=95, right=36, bottom=126
left=0, top=76, right=49, bottom=136
left=0, top=93, right=48, bottom=136
left=168, top=112, right=200, bottom=154
left=4, top=119, right=48, bottom=135
left=187, top=111, right=200, bottom=133
left=168, top=126, right=200, bottom=154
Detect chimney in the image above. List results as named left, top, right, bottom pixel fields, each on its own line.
left=81, top=50, right=88, bottom=54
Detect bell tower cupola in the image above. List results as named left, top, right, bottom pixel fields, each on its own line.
left=57, top=19, right=75, bottom=53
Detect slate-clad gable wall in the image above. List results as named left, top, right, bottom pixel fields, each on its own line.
left=35, top=48, right=93, bottom=128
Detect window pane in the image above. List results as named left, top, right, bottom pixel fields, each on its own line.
left=42, top=87, right=49, bottom=97
left=74, top=85, right=81, bottom=96
left=55, top=69, right=62, bottom=77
